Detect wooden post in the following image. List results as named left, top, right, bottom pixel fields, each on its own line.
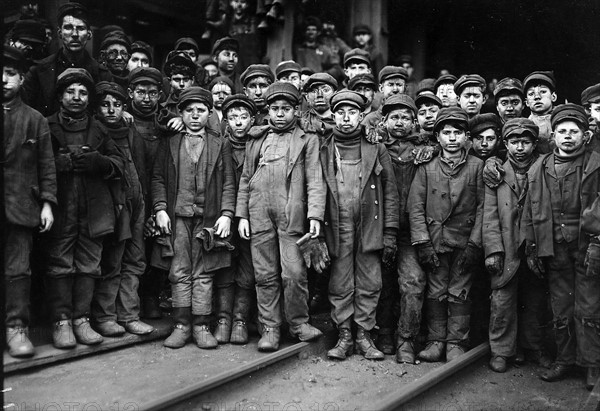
left=265, top=0, right=297, bottom=72
left=346, top=0, right=388, bottom=66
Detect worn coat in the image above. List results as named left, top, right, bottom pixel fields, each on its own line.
left=235, top=124, right=326, bottom=234
left=320, top=134, right=399, bottom=257
left=151, top=129, right=236, bottom=271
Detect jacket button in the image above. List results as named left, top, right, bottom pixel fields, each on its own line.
left=371, top=184, right=375, bottom=189
left=374, top=215, right=378, bottom=219
left=374, top=200, right=378, bottom=205
left=324, top=221, right=329, bottom=226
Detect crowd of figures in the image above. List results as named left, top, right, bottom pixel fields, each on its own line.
left=3, top=0, right=600, bottom=393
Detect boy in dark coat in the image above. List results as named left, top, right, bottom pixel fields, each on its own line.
left=3, top=46, right=57, bottom=357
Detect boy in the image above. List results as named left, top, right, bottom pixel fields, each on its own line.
left=343, top=48, right=372, bottom=84
left=157, top=51, right=197, bottom=129
left=301, top=73, right=338, bottom=138
left=454, top=74, right=487, bottom=118
left=236, top=82, right=325, bottom=351
left=348, top=73, right=377, bottom=117
left=4, top=46, right=57, bottom=357
left=350, top=24, right=384, bottom=75
left=363, top=66, right=408, bottom=133
left=152, top=87, right=236, bottom=349
left=523, top=71, right=557, bottom=154
left=435, top=74, right=458, bottom=108
left=415, top=92, right=442, bottom=143
left=408, top=107, right=484, bottom=362
left=494, top=77, right=524, bottom=124
left=275, top=60, right=302, bottom=90
left=321, top=91, right=398, bottom=361
left=241, top=64, right=275, bottom=126
left=98, top=32, right=131, bottom=89
left=581, top=83, right=600, bottom=152
left=207, top=76, right=234, bottom=135
left=484, top=118, right=551, bottom=373
left=468, top=113, right=503, bottom=161
left=521, top=104, right=600, bottom=389
left=211, top=37, right=242, bottom=93
left=127, top=41, right=152, bottom=72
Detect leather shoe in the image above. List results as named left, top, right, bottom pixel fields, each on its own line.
left=73, top=317, right=103, bottom=345
left=489, top=356, right=507, bottom=373
left=164, top=323, right=191, bottom=348
left=214, top=318, right=232, bottom=344
left=6, top=327, right=35, bottom=358
left=230, top=320, right=248, bottom=344
left=587, top=367, right=600, bottom=391
left=193, top=325, right=218, bottom=349
left=395, top=338, right=416, bottom=364
left=289, top=323, right=323, bottom=342
left=355, top=327, right=384, bottom=360
left=95, top=321, right=126, bottom=337
left=122, top=320, right=154, bottom=335
left=53, top=319, right=76, bottom=349
left=446, top=343, right=465, bottom=362
left=418, top=341, right=445, bottom=362
left=258, top=327, right=280, bottom=351
left=327, top=328, right=353, bottom=360
left=540, top=364, right=571, bottom=382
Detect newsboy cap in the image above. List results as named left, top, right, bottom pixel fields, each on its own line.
left=330, top=90, right=367, bottom=112
left=57, top=2, right=88, bottom=25
left=222, top=94, right=257, bottom=116
left=434, top=74, right=457, bottom=91
left=303, top=73, right=338, bottom=92
left=3, top=45, right=26, bottom=72
left=433, top=106, right=469, bottom=132
left=378, top=66, right=408, bottom=84
left=11, top=19, right=46, bottom=44
left=175, top=37, right=199, bottom=52
left=128, top=67, right=162, bottom=87
left=415, top=93, right=443, bottom=109
left=130, top=41, right=153, bottom=65
left=100, top=33, right=131, bottom=52
left=177, top=86, right=213, bottom=111
left=352, top=24, right=372, bottom=36
left=551, top=103, right=588, bottom=130
left=275, top=60, right=302, bottom=79
left=454, top=74, right=486, bottom=95
left=208, top=75, right=235, bottom=92
left=502, top=118, right=539, bottom=140
left=523, top=71, right=556, bottom=91
left=56, top=68, right=94, bottom=93
left=95, top=81, right=128, bottom=102
left=343, top=48, right=371, bottom=67
left=163, top=51, right=197, bottom=77
left=265, top=82, right=301, bottom=105
left=581, top=84, right=600, bottom=106
left=494, top=77, right=524, bottom=97
left=348, top=73, right=377, bottom=90
left=240, top=64, right=274, bottom=86
left=468, top=113, right=502, bottom=137
left=211, top=37, right=239, bottom=55
left=382, top=94, right=417, bottom=116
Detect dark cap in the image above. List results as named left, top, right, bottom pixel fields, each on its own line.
left=175, top=37, right=199, bottom=52
left=415, top=93, right=443, bottom=108
left=130, top=41, right=153, bottom=65
left=95, top=81, right=128, bottom=102
left=240, top=64, right=274, bottom=86
left=551, top=103, right=588, bottom=130
left=199, top=57, right=216, bottom=68
left=208, top=75, right=234, bottom=92
left=378, top=66, right=408, bottom=84
left=177, top=86, right=213, bottom=111
left=434, top=74, right=457, bottom=91
left=343, top=48, right=371, bottom=67
left=265, top=82, right=301, bottom=105
left=502, top=118, right=539, bottom=140
left=304, top=16, right=322, bottom=30
left=11, top=19, right=46, bottom=44
left=494, top=77, right=523, bottom=97
left=454, top=74, right=486, bottom=95
left=301, top=67, right=315, bottom=76
left=222, top=94, right=257, bottom=116
left=348, top=73, right=377, bottom=90
left=128, top=67, right=162, bottom=87
left=330, top=90, right=367, bottom=112
left=211, top=37, right=239, bottom=55
left=581, top=84, right=600, bottom=105
left=275, top=60, right=301, bottom=79
left=100, top=33, right=131, bottom=52
left=352, top=24, right=372, bottom=36
left=56, top=67, right=94, bottom=93
left=382, top=94, right=417, bottom=116
left=468, top=113, right=502, bottom=137
left=433, top=106, right=469, bottom=132
left=163, top=51, right=197, bottom=77
left=416, top=78, right=436, bottom=96
left=57, top=2, right=88, bottom=25
left=523, top=71, right=556, bottom=91
left=4, top=45, right=26, bottom=72
left=397, top=54, right=413, bottom=65
left=303, top=73, right=338, bottom=92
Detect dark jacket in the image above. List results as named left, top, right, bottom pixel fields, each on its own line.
left=320, top=133, right=399, bottom=257
left=151, top=129, right=236, bottom=271
left=4, top=96, right=57, bottom=228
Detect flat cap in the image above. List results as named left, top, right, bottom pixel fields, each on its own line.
left=330, top=90, right=367, bottom=112
left=378, top=66, right=408, bottom=84
left=352, top=24, right=372, bottom=36
left=348, top=73, right=377, bottom=90
left=523, top=71, right=556, bottom=91
left=208, top=75, right=234, bottom=92
left=581, top=84, right=600, bottom=105
left=211, top=37, right=239, bottom=55
left=502, top=118, right=539, bottom=140
left=56, top=68, right=94, bottom=93
left=344, top=48, right=371, bottom=67
left=454, top=74, right=486, bottom=95
left=433, top=106, right=469, bottom=132
left=415, top=93, right=443, bottom=108
left=265, top=82, right=301, bottom=105
left=416, top=78, right=436, bottom=95
left=128, top=67, right=162, bottom=86
left=100, top=33, right=131, bottom=52
left=551, top=103, right=588, bottom=129
left=382, top=94, right=417, bottom=116
left=434, top=74, right=457, bottom=91
left=275, top=60, right=301, bottom=79
left=3, top=45, right=26, bottom=71
left=240, top=64, right=274, bottom=86
left=222, top=94, right=257, bottom=116
left=11, top=19, right=46, bottom=44
left=130, top=41, right=153, bottom=64
left=175, top=37, right=199, bottom=52
left=95, top=81, right=128, bottom=102
left=303, top=73, right=338, bottom=92
left=57, top=2, right=88, bottom=24
left=468, top=113, right=502, bottom=136
left=163, top=51, right=197, bottom=77
left=301, top=67, right=315, bottom=76
left=494, top=77, right=523, bottom=97
left=177, top=86, right=213, bottom=111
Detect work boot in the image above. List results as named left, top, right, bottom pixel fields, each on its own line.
left=289, top=323, right=323, bottom=342
left=587, top=367, right=600, bottom=391
left=122, top=320, right=154, bottom=335
left=230, top=321, right=248, bottom=344
left=193, top=324, right=218, bottom=349
left=231, top=287, right=253, bottom=344
left=395, top=337, right=416, bottom=364
left=73, top=317, right=103, bottom=345
left=327, top=327, right=353, bottom=360
left=418, top=341, right=445, bottom=362
left=6, top=327, right=35, bottom=358
left=257, top=326, right=280, bottom=351
left=53, top=319, right=76, bottom=349
left=141, top=297, right=162, bottom=319
left=446, top=343, right=466, bottom=362
left=215, top=285, right=235, bottom=343
left=376, top=328, right=395, bottom=355
left=355, top=326, right=384, bottom=360
left=6, top=278, right=32, bottom=334
left=214, top=318, right=232, bottom=344
left=527, top=349, right=553, bottom=369
left=95, top=320, right=126, bottom=337
left=164, top=307, right=191, bottom=348
left=447, top=301, right=471, bottom=357
left=489, top=355, right=507, bottom=373
left=540, top=364, right=571, bottom=382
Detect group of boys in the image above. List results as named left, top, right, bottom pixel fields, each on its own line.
left=4, top=1, right=600, bottom=393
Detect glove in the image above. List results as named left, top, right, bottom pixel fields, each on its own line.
left=413, top=146, right=435, bottom=165
left=525, top=242, right=546, bottom=278
left=55, top=151, right=73, bottom=173
left=144, top=216, right=160, bottom=239
left=416, top=241, right=440, bottom=272
left=382, top=234, right=398, bottom=271
left=456, top=242, right=483, bottom=275
left=584, top=241, right=600, bottom=276
left=310, top=238, right=331, bottom=274
left=483, top=156, right=505, bottom=189
left=365, top=123, right=386, bottom=144
left=196, top=227, right=235, bottom=252
left=485, top=252, right=504, bottom=276
left=72, top=150, right=112, bottom=175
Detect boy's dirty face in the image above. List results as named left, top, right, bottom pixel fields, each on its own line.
left=459, top=86, right=486, bottom=115
left=129, top=83, right=161, bottom=114
left=525, top=83, right=556, bottom=115
left=353, top=85, right=375, bottom=105
left=436, top=82, right=457, bottom=107
left=214, top=49, right=238, bottom=74
left=385, top=107, right=415, bottom=138
left=278, top=72, right=302, bottom=90
left=97, top=94, right=124, bottom=125
left=471, top=128, right=499, bottom=159
left=334, top=104, right=362, bottom=134
left=226, top=106, right=254, bottom=138
left=268, top=98, right=297, bottom=130
left=344, top=62, right=371, bottom=80
left=306, top=83, right=334, bottom=113
left=231, top=0, right=249, bottom=18
left=127, top=52, right=150, bottom=72
left=436, top=123, right=468, bottom=154
left=181, top=101, right=210, bottom=132
left=496, top=94, right=523, bottom=122
left=59, top=83, right=89, bottom=114
left=58, top=15, right=90, bottom=53
left=379, top=77, right=406, bottom=99
left=170, top=73, right=194, bottom=92
left=354, top=33, right=371, bottom=47
left=304, top=25, right=319, bottom=42
left=211, top=83, right=232, bottom=110
left=417, top=103, right=440, bottom=132
left=553, top=120, right=588, bottom=155
left=3, top=65, right=24, bottom=102
left=204, top=63, right=218, bottom=79
left=585, top=102, right=600, bottom=125
left=505, top=134, right=536, bottom=161
left=103, top=44, right=129, bottom=74
left=244, top=76, right=272, bottom=109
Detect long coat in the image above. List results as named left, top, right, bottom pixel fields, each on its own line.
left=319, top=134, right=399, bottom=258
left=235, top=125, right=326, bottom=235
left=151, top=129, right=236, bottom=271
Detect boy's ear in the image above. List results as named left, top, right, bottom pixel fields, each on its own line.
left=378, top=84, right=384, bottom=93
left=87, top=29, right=92, bottom=40
left=359, top=112, right=365, bottom=122
left=584, top=130, right=593, bottom=144
left=551, top=92, right=557, bottom=103
left=128, top=87, right=134, bottom=100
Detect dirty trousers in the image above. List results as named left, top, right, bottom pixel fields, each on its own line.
left=396, top=232, right=426, bottom=339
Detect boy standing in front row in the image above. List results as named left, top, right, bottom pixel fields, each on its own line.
left=236, top=82, right=325, bottom=352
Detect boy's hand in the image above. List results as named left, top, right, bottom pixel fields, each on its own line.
left=122, top=111, right=134, bottom=125
left=155, top=210, right=171, bottom=235
left=143, top=216, right=160, bottom=238
left=214, top=215, right=232, bottom=238
left=309, top=219, right=321, bottom=238
left=238, top=218, right=251, bottom=240
left=483, top=156, right=505, bottom=189
left=167, top=117, right=184, bottom=132
left=416, top=241, right=439, bottom=272
left=484, top=253, right=504, bottom=276
left=39, top=202, right=54, bottom=233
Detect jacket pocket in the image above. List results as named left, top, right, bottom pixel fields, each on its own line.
left=585, top=243, right=600, bottom=277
